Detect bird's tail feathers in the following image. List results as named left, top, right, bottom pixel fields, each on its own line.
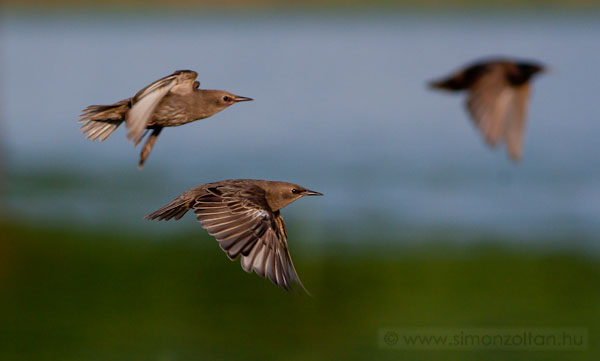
left=145, top=196, right=193, bottom=221
left=79, top=99, right=130, bottom=141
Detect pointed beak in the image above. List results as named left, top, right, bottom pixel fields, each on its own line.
left=233, top=96, right=253, bottom=102
left=302, top=189, right=323, bottom=196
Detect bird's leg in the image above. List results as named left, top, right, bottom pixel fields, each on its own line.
left=138, top=127, right=163, bottom=169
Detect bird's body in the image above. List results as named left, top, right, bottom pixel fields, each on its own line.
left=145, top=179, right=323, bottom=293
left=79, top=70, right=252, bottom=168
left=430, top=58, right=546, bottom=161
left=148, top=91, right=211, bottom=127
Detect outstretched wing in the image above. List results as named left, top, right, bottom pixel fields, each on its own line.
left=192, top=184, right=307, bottom=292
left=466, top=65, right=514, bottom=147
left=504, top=84, right=531, bottom=162
left=126, top=70, right=197, bottom=145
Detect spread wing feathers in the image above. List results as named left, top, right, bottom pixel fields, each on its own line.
left=193, top=186, right=306, bottom=292
left=78, top=99, right=130, bottom=141
left=466, top=66, right=514, bottom=147
left=240, top=214, right=308, bottom=293
left=126, top=70, right=198, bottom=145
left=504, top=84, right=531, bottom=162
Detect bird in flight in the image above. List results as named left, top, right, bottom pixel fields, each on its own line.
left=79, top=70, right=253, bottom=168
left=430, top=58, right=546, bottom=161
left=145, top=179, right=323, bottom=293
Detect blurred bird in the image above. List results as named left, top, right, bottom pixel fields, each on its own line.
left=145, top=179, right=323, bottom=293
left=429, top=58, right=546, bottom=161
left=79, top=70, right=252, bottom=168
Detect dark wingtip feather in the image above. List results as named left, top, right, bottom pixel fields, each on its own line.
left=428, top=79, right=444, bottom=89
left=428, top=77, right=464, bottom=91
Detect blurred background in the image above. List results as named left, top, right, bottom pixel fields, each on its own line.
left=1, top=1, right=599, bottom=360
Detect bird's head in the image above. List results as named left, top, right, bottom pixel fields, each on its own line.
left=205, top=90, right=253, bottom=114
left=264, top=182, right=323, bottom=212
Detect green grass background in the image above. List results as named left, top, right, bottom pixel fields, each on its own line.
left=2, top=220, right=598, bottom=361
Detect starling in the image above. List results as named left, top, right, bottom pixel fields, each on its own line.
left=430, top=58, right=546, bottom=161
left=79, top=70, right=252, bottom=168
left=145, top=179, right=323, bottom=292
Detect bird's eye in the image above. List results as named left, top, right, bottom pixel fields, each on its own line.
left=223, top=96, right=230, bottom=102
left=291, top=189, right=299, bottom=194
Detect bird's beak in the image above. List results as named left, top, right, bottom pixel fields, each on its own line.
left=233, top=96, right=253, bottom=102
left=302, top=189, right=323, bottom=196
